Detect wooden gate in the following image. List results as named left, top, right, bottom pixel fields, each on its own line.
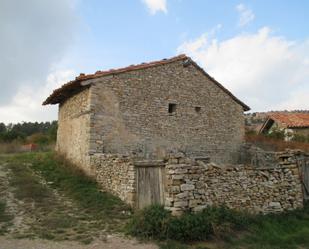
left=303, top=161, right=309, bottom=200
left=135, top=161, right=165, bottom=209
left=298, top=155, right=309, bottom=200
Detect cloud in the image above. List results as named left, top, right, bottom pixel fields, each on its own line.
left=0, top=0, right=78, bottom=105
left=0, top=70, right=76, bottom=124
left=178, top=27, right=309, bottom=112
left=236, top=3, right=255, bottom=27
left=142, top=0, right=167, bottom=15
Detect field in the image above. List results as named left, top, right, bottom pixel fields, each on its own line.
left=0, top=152, right=308, bottom=249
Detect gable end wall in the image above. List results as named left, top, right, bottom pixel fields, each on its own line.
left=88, top=60, right=245, bottom=163
left=56, top=88, right=93, bottom=175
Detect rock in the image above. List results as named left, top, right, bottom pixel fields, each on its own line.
left=192, top=205, right=207, bottom=212
left=174, top=201, right=188, bottom=208
left=180, top=184, right=195, bottom=191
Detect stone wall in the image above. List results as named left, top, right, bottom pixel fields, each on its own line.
left=88, top=60, right=245, bottom=164
left=165, top=151, right=304, bottom=216
left=90, top=153, right=136, bottom=206
left=56, top=88, right=93, bottom=175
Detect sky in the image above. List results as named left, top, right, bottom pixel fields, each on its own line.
left=0, top=0, right=309, bottom=123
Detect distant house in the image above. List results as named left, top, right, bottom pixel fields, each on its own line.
left=21, top=143, right=37, bottom=152
left=259, top=113, right=309, bottom=140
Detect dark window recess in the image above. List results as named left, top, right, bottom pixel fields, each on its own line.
left=168, top=103, right=177, bottom=114
left=195, top=106, right=201, bottom=113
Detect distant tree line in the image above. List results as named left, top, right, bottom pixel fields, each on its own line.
left=0, top=121, right=57, bottom=145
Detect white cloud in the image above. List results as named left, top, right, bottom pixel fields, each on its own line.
left=177, top=27, right=309, bottom=112
left=236, top=3, right=255, bottom=27
left=0, top=0, right=78, bottom=104
left=0, top=70, right=76, bottom=124
left=142, top=0, right=167, bottom=15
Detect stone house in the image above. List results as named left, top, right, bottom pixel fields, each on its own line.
left=43, top=55, right=304, bottom=213
left=259, top=113, right=309, bottom=140
left=44, top=54, right=250, bottom=170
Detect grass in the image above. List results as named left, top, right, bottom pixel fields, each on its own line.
left=1, top=152, right=131, bottom=243
left=229, top=203, right=309, bottom=249
left=1, top=151, right=308, bottom=248
left=127, top=205, right=251, bottom=242
left=128, top=204, right=309, bottom=249
left=0, top=201, right=13, bottom=235
left=7, top=152, right=130, bottom=225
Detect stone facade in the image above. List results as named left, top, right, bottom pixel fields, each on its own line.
left=165, top=150, right=305, bottom=216
left=88, top=60, right=245, bottom=164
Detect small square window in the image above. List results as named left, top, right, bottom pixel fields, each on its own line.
left=195, top=106, right=201, bottom=113
left=168, top=103, right=177, bottom=114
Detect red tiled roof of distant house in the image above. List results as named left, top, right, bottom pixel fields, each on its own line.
left=269, top=113, right=309, bottom=128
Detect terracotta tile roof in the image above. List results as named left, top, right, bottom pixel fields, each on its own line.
left=269, top=113, right=309, bottom=128
left=42, top=54, right=250, bottom=111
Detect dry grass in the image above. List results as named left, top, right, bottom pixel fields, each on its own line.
left=0, top=142, right=55, bottom=154
left=0, top=142, right=22, bottom=154
left=245, top=134, right=309, bottom=152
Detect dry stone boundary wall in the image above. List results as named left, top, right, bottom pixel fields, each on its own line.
left=89, top=150, right=305, bottom=215
left=165, top=150, right=304, bottom=215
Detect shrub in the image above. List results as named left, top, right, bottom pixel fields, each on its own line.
left=127, top=205, right=251, bottom=242
left=291, top=134, right=309, bottom=143
left=266, top=127, right=285, bottom=140
left=167, top=212, right=212, bottom=241
left=127, top=205, right=171, bottom=240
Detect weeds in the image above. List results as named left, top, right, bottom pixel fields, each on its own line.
left=246, top=134, right=309, bottom=152
left=127, top=205, right=251, bottom=242
left=128, top=204, right=309, bottom=249
left=0, top=201, right=13, bottom=235
left=231, top=203, right=309, bottom=249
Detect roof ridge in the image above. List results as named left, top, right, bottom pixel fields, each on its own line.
left=42, top=54, right=250, bottom=111
left=75, top=54, right=188, bottom=81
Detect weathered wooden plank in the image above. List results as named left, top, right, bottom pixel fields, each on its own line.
left=137, top=166, right=166, bottom=209
left=303, top=161, right=309, bottom=200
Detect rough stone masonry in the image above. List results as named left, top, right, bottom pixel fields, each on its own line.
left=164, top=150, right=305, bottom=216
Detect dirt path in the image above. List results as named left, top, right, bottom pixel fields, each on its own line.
left=0, top=235, right=158, bottom=249
left=0, top=158, right=158, bottom=249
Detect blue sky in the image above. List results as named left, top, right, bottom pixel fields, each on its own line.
left=65, top=0, right=308, bottom=71
left=0, top=0, right=309, bottom=122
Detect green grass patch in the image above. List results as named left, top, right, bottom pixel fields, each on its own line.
left=230, top=203, right=309, bottom=249
left=8, top=162, right=52, bottom=202
left=128, top=203, right=309, bottom=249
left=0, top=201, right=13, bottom=223
left=0, top=200, right=13, bottom=235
